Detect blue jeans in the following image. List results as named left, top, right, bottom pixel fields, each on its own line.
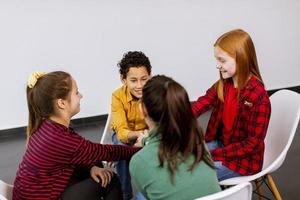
left=135, top=192, right=146, bottom=200
left=112, top=131, right=133, bottom=200
left=206, top=140, right=241, bottom=181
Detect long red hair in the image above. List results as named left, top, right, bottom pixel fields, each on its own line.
left=214, top=29, right=263, bottom=101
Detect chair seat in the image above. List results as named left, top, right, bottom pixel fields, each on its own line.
left=0, top=180, right=13, bottom=200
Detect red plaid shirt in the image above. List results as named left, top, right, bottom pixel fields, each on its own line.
left=192, top=77, right=271, bottom=175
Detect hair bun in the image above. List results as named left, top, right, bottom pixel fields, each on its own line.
left=27, top=71, right=47, bottom=88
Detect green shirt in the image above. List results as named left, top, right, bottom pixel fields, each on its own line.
left=129, top=130, right=221, bottom=200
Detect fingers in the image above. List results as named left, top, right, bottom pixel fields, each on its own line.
left=134, top=140, right=142, bottom=147
left=99, top=169, right=114, bottom=187
left=91, top=172, right=100, bottom=183
left=143, top=129, right=149, bottom=136
left=90, top=166, right=115, bottom=187
left=90, top=166, right=100, bottom=183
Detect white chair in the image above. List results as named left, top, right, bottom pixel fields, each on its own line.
left=100, top=111, right=116, bottom=170
left=100, top=111, right=113, bottom=144
left=219, top=90, right=300, bottom=200
left=0, top=180, right=13, bottom=200
left=195, top=182, right=252, bottom=200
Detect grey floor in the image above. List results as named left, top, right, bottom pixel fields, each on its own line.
left=0, top=115, right=299, bottom=200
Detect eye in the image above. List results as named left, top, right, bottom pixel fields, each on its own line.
left=217, top=58, right=226, bottom=63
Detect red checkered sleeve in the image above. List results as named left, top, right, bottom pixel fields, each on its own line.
left=192, top=84, right=218, bottom=117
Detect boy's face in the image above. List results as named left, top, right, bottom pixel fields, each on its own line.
left=122, top=66, right=150, bottom=99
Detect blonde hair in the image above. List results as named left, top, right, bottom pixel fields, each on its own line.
left=214, top=29, right=263, bottom=101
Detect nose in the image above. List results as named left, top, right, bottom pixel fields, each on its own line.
left=216, top=64, right=222, bottom=70
left=136, top=80, right=143, bottom=88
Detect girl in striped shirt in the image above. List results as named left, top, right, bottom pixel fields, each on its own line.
left=13, top=71, right=139, bottom=200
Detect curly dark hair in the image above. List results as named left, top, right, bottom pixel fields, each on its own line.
left=118, top=51, right=152, bottom=78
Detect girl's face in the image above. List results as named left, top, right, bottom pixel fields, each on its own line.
left=122, top=66, right=150, bottom=99
left=214, top=46, right=237, bottom=86
left=66, top=78, right=83, bottom=117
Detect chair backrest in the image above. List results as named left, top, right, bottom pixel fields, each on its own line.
left=100, top=111, right=113, bottom=144
left=198, top=109, right=212, bottom=133
left=195, top=182, right=252, bottom=200
left=0, top=180, right=13, bottom=200
left=263, top=90, right=300, bottom=172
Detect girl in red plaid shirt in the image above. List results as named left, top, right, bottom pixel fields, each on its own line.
left=192, top=29, right=271, bottom=181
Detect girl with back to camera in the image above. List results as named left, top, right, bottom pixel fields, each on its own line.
left=192, top=29, right=271, bottom=181
left=13, top=71, right=140, bottom=200
left=129, top=75, right=221, bottom=200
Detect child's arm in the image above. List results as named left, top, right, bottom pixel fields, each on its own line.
left=70, top=136, right=141, bottom=166
left=191, top=84, right=218, bottom=117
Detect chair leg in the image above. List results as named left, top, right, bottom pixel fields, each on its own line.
left=255, top=178, right=263, bottom=200
left=266, top=174, right=282, bottom=200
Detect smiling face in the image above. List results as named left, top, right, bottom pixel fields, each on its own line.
left=214, top=46, right=237, bottom=86
left=122, top=66, right=150, bottom=99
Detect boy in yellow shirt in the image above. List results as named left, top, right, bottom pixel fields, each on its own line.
left=111, top=51, right=151, bottom=200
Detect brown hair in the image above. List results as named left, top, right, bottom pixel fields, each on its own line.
left=26, top=71, right=72, bottom=143
left=214, top=29, right=263, bottom=101
left=142, top=75, right=214, bottom=182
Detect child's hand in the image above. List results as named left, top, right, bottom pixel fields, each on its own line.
left=134, top=129, right=149, bottom=147
left=90, top=166, right=114, bottom=187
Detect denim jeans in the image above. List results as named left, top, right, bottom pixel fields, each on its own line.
left=135, top=192, right=146, bottom=200
left=112, top=131, right=133, bottom=200
left=206, top=140, right=241, bottom=181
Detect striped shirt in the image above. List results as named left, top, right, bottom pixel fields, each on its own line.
left=13, top=119, right=139, bottom=200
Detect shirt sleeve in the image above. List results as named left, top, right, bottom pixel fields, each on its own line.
left=210, top=95, right=271, bottom=160
left=70, top=135, right=140, bottom=165
left=111, top=92, right=131, bottom=143
left=191, top=84, right=218, bottom=117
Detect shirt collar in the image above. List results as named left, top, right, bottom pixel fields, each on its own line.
left=124, top=85, right=140, bottom=103
left=243, top=76, right=262, bottom=91
left=123, top=85, right=133, bottom=103
left=225, top=75, right=262, bottom=92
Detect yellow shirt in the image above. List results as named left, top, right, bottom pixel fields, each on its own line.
left=111, top=85, right=147, bottom=143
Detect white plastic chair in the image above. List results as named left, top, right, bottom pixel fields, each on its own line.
left=100, top=111, right=113, bottom=144
left=195, top=182, right=252, bottom=200
left=219, top=90, right=300, bottom=200
left=0, top=180, right=13, bottom=200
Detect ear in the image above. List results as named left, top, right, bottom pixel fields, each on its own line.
left=56, top=98, right=67, bottom=110
left=120, top=75, right=126, bottom=84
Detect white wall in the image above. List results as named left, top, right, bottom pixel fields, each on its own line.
left=0, top=0, right=299, bottom=130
